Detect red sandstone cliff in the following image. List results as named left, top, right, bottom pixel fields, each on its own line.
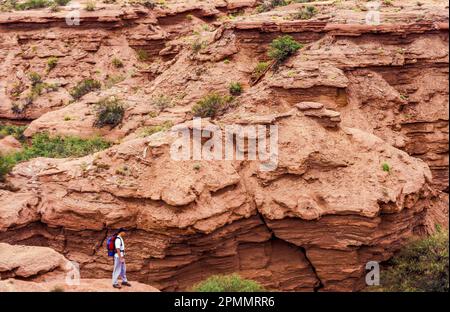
left=0, top=0, right=448, bottom=292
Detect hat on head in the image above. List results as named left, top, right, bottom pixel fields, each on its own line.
left=116, top=228, right=126, bottom=235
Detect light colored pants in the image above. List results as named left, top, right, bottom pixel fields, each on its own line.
left=112, top=256, right=128, bottom=285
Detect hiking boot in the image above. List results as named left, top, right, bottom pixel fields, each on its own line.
left=122, top=281, right=132, bottom=287
left=113, top=284, right=121, bottom=289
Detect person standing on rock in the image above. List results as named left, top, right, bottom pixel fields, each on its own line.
left=112, top=229, right=132, bottom=289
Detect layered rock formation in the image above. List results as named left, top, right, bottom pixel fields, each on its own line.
left=0, top=242, right=159, bottom=291
left=0, top=0, right=448, bottom=292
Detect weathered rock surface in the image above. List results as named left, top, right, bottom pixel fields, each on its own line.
left=0, top=0, right=448, bottom=292
left=0, top=242, right=159, bottom=292
left=0, top=135, right=22, bottom=156
left=1, top=110, right=448, bottom=291
left=0, top=278, right=159, bottom=292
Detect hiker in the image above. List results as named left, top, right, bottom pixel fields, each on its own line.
left=109, top=228, right=132, bottom=289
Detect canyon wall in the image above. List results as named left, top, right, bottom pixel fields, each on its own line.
left=0, top=0, right=448, bottom=291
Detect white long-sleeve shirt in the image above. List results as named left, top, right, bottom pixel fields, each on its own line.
left=114, top=236, right=125, bottom=258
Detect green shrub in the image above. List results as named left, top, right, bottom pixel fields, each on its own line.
left=0, top=124, right=27, bottom=141
left=191, top=93, right=233, bottom=118
left=70, top=79, right=101, bottom=100
left=251, top=61, right=270, bottom=80
left=112, top=57, right=124, bottom=68
left=377, top=228, right=449, bottom=292
left=294, top=5, right=318, bottom=20
left=93, top=97, right=125, bottom=128
left=229, top=82, right=243, bottom=96
left=136, top=49, right=149, bottom=61
left=191, top=39, right=206, bottom=53
left=268, top=35, right=302, bottom=63
left=14, top=0, right=51, bottom=10
left=28, top=72, right=42, bottom=86
left=382, top=162, right=391, bottom=173
left=47, top=56, right=58, bottom=71
left=104, top=74, right=125, bottom=88
left=139, top=121, right=173, bottom=137
left=193, top=274, right=265, bottom=292
left=151, top=95, right=173, bottom=112
left=256, top=0, right=287, bottom=13
left=54, top=0, right=70, bottom=5
left=0, top=133, right=110, bottom=181
left=84, top=0, right=95, bottom=11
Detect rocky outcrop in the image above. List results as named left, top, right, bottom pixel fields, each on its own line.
left=0, top=242, right=159, bottom=292
left=0, top=242, right=70, bottom=281
left=0, top=278, right=160, bottom=292
left=1, top=109, right=447, bottom=291
left=0, top=0, right=448, bottom=292
left=0, top=135, right=22, bottom=156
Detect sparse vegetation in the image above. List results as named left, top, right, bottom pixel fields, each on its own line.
left=14, top=0, right=51, bottom=10
left=104, top=74, right=125, bottom=88
left=54, top=0, right=70, bottom=5
left=193, top=274, right=265, bottom=292
left=0, top=124, right=26, bottom=141
left=112, top=57, right=124, bottom=68
left=28, top=72, right=42, bottom=86
left=5, top=0, right=71, bottom=11
left=374, top=227, right=449, bottom=292
left=229, top=82, right=243, bottom=96
left=256, top=0, right=287, bottom=13
left=0, top=133, right=110, bottom=181
left=151, top=95, right=173, bottom=112
left=382, top=162, right=391, bottom=173
left=191, top=93, right=234, bottom=118
left=193, top=163, right=201, bottom=171
left=191, top=39, right=206, bottom=53
left=139, top=121, right=173, bottom=137
left=251, top=61, right=270, bottom=81
left=294, top=5, right=318, bottom=20
left=84, top=0, right=96, bottom=11
left=47, top=56, right=58, bottom=71
left=93, top=96, right=125, bottom=128
left=70, top=78, right=101, bottom=100
left=268, top=35, right=302, bottom=63
left=136, top=48, right=149, bottom=61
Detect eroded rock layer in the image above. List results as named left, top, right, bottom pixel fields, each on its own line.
left=0, top=0, right=449, bottom=292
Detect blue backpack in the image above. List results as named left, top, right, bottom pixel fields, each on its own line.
left=106, top=234, right=118, bottom=257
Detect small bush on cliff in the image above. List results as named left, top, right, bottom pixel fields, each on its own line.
left=382, top=162, right=391, bottom=173
left=14, top=0, right=51, bottom=10
left=84, top=0, right=95, bottom=11
left=0, top=124, right=27, bottom=141
left=0, top=133, right=110, bottom=181
left=193, top=274, right=265, bottom=292
left=268, top=35, right=302, bottom=63
left=70, top=78, right=101, bottom=100
left=294, top=5, right=318, bottom=20
left=112, top=57, right=124, bottom=68
left=54, top=0, right=70, bottom=5
left=377, top=227, right=449, bottom=292
left=256, top=0, right=287, bottom=13
left=28, top=72, right=42, bottom=86
left=229, top=82, right=243, bottom=96
left=191, top=93, right=234, bottom=118
left=251, top=61, right=270, bottom=81
left=93, top=96, right=125, bottom=128
left=136, top=48, right=149, bottom=61
left=47, top=56, right=59, bottom=71
left=151, top=95, right=173, bottom=112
